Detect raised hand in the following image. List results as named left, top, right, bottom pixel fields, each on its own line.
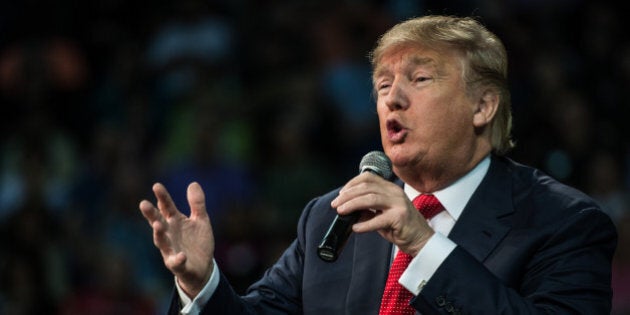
left=139, top=182, right=214, bottom=298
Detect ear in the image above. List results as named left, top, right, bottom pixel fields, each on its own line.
left=473, top=88, right=500, bottom=128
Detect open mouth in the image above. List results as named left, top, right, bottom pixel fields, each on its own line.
left=387, top=120, right=403, bottom=133
left=386, top=119, right=407, bottom=142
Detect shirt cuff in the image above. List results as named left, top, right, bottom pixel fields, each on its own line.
left=398, top=232, right=456, bottom=295
left=176, top=259, right=220, bottom=314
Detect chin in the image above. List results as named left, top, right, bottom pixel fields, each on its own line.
left=385, top=146, right=413, bottom=168
left=387, top=143, right=429, bottom=168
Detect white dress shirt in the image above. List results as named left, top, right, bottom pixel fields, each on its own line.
left=177, top=156, right=491, bottom=313
left=399, top=156, right=490, bottom=294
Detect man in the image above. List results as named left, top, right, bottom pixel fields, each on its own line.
left=139, top=15, right=617, bottom=314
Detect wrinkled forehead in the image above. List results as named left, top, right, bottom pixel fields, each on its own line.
left=372, top=43, right=465, bottom=80
left=373, top=38, right=451, bottom=65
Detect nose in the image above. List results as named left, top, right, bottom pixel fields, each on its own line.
left=382, top=79, right=410, bottom=111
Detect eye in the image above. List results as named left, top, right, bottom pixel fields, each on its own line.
left=376, top=81, right=391, bottom=92
left=414, top=76, right=430, bottom=83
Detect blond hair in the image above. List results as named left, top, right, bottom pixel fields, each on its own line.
left=370, top=15, right=514, bottom=155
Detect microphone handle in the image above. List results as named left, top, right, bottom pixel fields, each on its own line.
left=317, top=211, right=361, bottom=262
left=316, top=152, right=391, bottom=263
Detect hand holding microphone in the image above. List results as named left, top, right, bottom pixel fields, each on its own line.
left=318, top=151, right=393, bottom=262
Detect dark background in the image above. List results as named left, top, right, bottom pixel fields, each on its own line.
left=1, top=0, right=629, bottom=314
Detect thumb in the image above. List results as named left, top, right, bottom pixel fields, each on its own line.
left=187, top=182, right=208, bottom=220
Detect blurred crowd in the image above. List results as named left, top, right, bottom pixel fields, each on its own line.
left=0, top=0, right=629, bottom=314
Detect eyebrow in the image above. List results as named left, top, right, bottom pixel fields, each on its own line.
left=373, top=55, right=437, bottom=80
left=409, top=56, right=436, bottom=67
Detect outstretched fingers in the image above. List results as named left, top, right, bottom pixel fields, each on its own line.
left=187, top=182, right=209, bottom=221
left=153, top=182, right=180, bottom=219
left=139, top=199, right=161, bottom=224
left=139, top=200, right=174, bottom=253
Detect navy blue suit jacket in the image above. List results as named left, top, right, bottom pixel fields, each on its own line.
left=171, top=156, right=617, bottom=314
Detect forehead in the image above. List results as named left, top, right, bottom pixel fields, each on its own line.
left=373, top=44, right=463, bottom=78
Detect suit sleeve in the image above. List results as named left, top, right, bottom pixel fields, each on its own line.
left=410, top=207, right=617, bottom=314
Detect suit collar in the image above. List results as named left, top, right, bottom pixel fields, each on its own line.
left=403, top=156, right=491, bottom=221
left=448, top=155, right=515, bottom=262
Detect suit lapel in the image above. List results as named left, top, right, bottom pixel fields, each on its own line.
left=448, top=156, right=515, bottom=262
left=345, top=230, right=392, bottom=314
left=343, top=178, right=407, bottom=313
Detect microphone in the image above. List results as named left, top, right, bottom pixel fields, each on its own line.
left=317, top=151, right=393, bottom=262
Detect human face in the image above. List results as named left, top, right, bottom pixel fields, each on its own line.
left=373, top=44, right=481, bottom=188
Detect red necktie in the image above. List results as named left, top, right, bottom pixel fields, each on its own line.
left=378, top=194, right=444, bottom=315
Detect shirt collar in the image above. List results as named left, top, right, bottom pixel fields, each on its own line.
left=404, top=155, right=491, bottom=220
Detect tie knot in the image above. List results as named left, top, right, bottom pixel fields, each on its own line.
left=412, top=194, right=444, bottom=220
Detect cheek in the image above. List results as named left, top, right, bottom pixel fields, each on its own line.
left=440, top=109, right=477, bottom=149
left=438, top=90, right=474, bottom=120
left=422, top=101, right=473, bottom=146
left=376, top=103, right=389, bottom=126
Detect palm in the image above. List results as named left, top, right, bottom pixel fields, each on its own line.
left=166, top=210, right=213, bottom=274
left=139, top=182, right=215, bottom=297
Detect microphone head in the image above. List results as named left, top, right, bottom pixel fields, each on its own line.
left=359, top=151, right=393, bottom=179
